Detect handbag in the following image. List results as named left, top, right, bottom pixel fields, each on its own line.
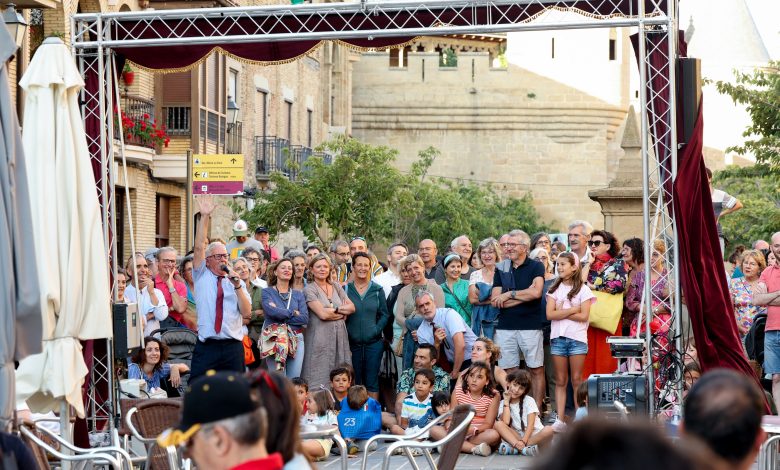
left=589, top=291, right=624, bottom=333
left=377, top=341, right=398, bottom=411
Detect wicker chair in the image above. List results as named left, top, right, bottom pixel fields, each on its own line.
left=359, top=404, right=475, bottom=470
left=125, top=399, right=183, bottom=470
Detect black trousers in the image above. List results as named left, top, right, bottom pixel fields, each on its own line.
left=189, top=338, right=244, bottom=383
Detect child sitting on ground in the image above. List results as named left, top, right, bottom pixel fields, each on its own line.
left=337, top=385, right=382, bottom=454
left=390, top=368, right=435, bottom=436
left=429, top=361, right=500, bottom=457
left=575, top=381, right=588, bottom=422
left=292, top=377, right=309, bottom=416
left=330, top=366, right=353, bottom=411
left=431, top=391, right=452, bottom=431
left=494, top=369, right=554, bottom=456
left=301, top=390, right=339, bottom=461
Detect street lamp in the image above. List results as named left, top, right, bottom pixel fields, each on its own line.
left=226, top=95, right=239, bottom=132
left=2, top=4, right=27, bottom=50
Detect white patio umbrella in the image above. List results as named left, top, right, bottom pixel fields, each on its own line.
left=14, top=37, right=112, bottom=420
left=0, top=18, right=43, bottom=432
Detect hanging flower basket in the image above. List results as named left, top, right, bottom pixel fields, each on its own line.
left=122, top=63, right=135, bottom=86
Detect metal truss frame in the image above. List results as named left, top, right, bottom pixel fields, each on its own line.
left=72, top=0, right=681, bottom=426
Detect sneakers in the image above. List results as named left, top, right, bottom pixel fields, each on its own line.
left=347, top=441, right=359, bottom=455
left=498, top=442, right=519, bottom=455
left=551, top=418, right=567, bottom=433
left=521, top=445, right=539, bottom=456
left=545, top=410, right=559, bottom=425
left=471, top=442, right=492, bottom=457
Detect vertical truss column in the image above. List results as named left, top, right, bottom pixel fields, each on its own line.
left=73, top=12, right=118, bottom=433
left=638, top=0, right=683, bottom=417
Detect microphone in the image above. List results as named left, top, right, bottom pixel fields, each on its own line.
left=220, top=265, right=230, bottom=276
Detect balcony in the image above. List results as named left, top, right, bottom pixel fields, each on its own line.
left=162, top=106, right=191, bottom=136
left=119, top=94, right=157, bottom=150
left=255, top=136, right=332, bottom=182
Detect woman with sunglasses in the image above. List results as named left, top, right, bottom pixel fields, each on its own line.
left=582, top=230, right=628, bottom=378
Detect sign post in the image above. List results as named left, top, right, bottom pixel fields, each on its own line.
left=191, top=154, right=245, bottom=195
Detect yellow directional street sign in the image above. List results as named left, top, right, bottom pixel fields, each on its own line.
left=192, top=154, right=244, bottom=195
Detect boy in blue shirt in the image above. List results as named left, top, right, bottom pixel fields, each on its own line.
left=337, top=385, right=381, bottom=454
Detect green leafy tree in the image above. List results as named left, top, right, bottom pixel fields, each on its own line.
left=242, top=137, right=549, bottom=249
left=711, top=61, right=780, bottom=168
left=713, top=165, right=779, bottom=253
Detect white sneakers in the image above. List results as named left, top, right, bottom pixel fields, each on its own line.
left=471, top=442, right=493, bottom=457
left=552, top=419, right=568, bottom=433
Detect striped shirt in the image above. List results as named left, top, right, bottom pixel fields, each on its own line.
left=453, top=388, right=495, bottom=427
left=401, top=393, right=434, bottom=429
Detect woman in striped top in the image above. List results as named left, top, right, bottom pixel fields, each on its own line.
left=429, top=361, right=500, bottom=456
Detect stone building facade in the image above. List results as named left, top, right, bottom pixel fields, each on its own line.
left=351, top=47, right=627, bottom=229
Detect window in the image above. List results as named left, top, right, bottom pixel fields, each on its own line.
left=155, top=195, right=171, bottom=248
left=609, top=39, right=616, bottom=61
left=551, top=37, right=555, bottom=59
left=307, top=109, right=313, bottom=147
left=286, top=101, right=293, bottom=141
left=228, top=69, right=239, bottom=105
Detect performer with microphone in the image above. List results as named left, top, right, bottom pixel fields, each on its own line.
left=189, top=194, right=252, bottom=382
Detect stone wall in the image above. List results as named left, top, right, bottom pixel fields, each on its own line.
left=351, top=51, right=627, bottom=230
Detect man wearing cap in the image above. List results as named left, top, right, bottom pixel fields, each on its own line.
left=227, top=220, right=263, bottom=260
left=158, top=370, right=283, bottom=470
left=191, top=196, right=252, bottom=382
left=253, top=226, right=279, bottom=262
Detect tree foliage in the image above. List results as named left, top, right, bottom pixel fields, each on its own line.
left=713, top=165, right=780, bottom=252
left=711, top=61, right=780, bottom=169
left=242, top=136, right=549, bottom=249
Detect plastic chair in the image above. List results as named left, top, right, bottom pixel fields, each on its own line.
left=126, top=399, right=183, bottom=470
left=359, top=404, right=475, bottom=470
left=19, top=420, right=132, bottom=469
left=300, top=425, right=348, bottom=470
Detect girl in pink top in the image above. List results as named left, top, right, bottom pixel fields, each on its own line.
left=546, top=252, right=596, bottom=427
left=429, top=361, right=500, bottom=456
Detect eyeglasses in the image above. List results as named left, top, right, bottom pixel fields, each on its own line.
left=335, top=251, right=350, bottom=257
left=209, top=253, right=229, bottom=260
left=500, top=243, right=520, bottom=248
left=246, top=256, right=260, bottom=262
left=160, top=259, right=177, bottom=265
left=587, top=240, right=604, bottom=247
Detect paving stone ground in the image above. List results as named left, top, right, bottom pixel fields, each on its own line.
left=318, top=443, right=536, bottom=469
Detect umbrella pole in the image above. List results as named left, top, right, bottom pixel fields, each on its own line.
left=61, top=401, right=72, bottom=469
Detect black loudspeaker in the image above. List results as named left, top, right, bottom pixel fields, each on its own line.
left=587, top=374, right=648, bottom=419
left=676, top=57, right=702, bottom=145
left=112, top=303, right=128, bottom=359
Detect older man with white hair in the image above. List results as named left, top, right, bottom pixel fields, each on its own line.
left=190, top=196, right=252, bottom=382
left=451, top=235, right=475, bottom=280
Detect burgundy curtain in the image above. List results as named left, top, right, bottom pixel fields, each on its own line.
left=673, top=101, right=757, bottom=379
left=115, top=0, right=665, bottom=71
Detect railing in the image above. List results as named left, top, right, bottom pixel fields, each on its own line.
left=121, top=94, right=155, bottom=148
left=226, top=121, right=242, bottom=154
left=255, top=137, right=332, bottom=181
left=162, top=106, right=191, bottom=136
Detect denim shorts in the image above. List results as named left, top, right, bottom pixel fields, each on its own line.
left=550, top=336, right=588, bottom=357
left=764, top=331, right=780, bottom=375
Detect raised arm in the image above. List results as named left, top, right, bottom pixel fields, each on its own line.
left=193, top=195, right=217, bottom=268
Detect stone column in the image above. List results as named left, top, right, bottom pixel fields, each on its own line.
left=588, top=106, right=647, bottom=243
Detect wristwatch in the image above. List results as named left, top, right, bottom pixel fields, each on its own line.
left=510, top=290, right=516, bottom=299
left=168, top=287, right=176, bottom=294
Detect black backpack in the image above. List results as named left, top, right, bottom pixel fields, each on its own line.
left=745, top=312, right=767, bottom=364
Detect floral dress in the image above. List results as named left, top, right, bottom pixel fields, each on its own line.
left=729, top=277, right=766, bottom=339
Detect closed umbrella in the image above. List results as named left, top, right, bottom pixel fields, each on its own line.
left=0, top=18, right=44, bottom=432
left=14, top=37, right=111, bottom=420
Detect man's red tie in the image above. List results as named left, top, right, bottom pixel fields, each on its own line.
left=215, top=276, right=224, bottom=333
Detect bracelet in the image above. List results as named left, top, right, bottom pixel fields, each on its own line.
left=234, top=285, right=241, bottom=290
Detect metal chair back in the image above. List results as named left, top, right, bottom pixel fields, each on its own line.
left=126, top=399, right=182, bottom=470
